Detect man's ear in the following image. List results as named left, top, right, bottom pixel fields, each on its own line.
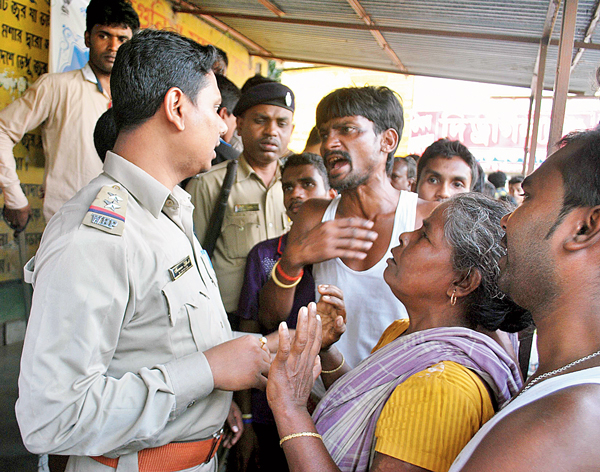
left=564, top=206, right=600, bottom=251
left=218, top=107, right=229, bottom=120
left=327, top=188, right=338, bottom=199
left=447, top=268, right=482, bottom=300
left=163, top=87, right=186, bottom=131
left=84, top=31, right=91, bottom=49
left=380, top=128, right=399, bottom=155
left=236, top=114, right=244, bottom=131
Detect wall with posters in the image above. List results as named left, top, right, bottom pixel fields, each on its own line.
left=0, top=0, right=49, bottom=285
left=0, top=0, right=266, bottom=288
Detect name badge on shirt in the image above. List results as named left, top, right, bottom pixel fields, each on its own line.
left=169, top=255, right=193, bottom=281
left=235, top=203, right=259, bottom=213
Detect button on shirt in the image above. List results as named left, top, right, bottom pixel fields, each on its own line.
left=187, top=154, right=290, bottom=313
left=16, top=152, right=232, bottom=459
left=0, top=63, right=109, bottom=219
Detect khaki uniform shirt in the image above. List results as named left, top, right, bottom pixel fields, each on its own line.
left=16, top=152, right=232, bottom=470
left=187, top=154, right=290, bottom=313
left=0, top=63, right=109, bottom=220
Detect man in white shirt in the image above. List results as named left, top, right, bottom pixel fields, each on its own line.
left=0, top=0, right=139, bottom=227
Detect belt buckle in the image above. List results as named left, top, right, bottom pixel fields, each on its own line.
left=204, top=428, right=223, bottom=464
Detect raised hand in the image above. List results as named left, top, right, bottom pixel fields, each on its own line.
left=282, top=217, right=379, bottom=274
left=267, top=303, right=322, bottom=416
left=316, top=284, right=346, bottom=351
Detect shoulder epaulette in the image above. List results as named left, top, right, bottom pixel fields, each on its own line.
left=82, top=184, right=128, bottom=236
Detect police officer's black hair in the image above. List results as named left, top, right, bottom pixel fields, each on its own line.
left=111, top=29, right=217, bottom=132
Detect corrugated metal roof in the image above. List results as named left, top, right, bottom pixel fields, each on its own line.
left=182, top=0, right=600, bottom=95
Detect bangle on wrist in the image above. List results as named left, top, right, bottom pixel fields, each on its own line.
left=321, top=353, right=345, bottom=374
left=279, top=432, right=322, bottom=447
left=275, top=259, right=303, bottom=282
left=242, top=413, right=252, bottom=419
left=271, top=261, right=302, bottom=289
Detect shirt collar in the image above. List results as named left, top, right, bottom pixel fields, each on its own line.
left=237, top=153, right=282, bottom=186
left=81, top=62, right=105, bottom=94
left=104, top=151, right=182, bottom=218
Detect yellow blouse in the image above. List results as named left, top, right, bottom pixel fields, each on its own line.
left=372, top=320, right=495, bottom=472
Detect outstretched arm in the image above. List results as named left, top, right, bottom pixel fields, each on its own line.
left=258, top=200, right=377, bottom=330
left=267, top=304, right=425, bottom=472
left=267, top=303, right=340, bottom=472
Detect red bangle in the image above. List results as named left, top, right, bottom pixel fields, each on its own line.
left=275, top=260, right=303, bottom=282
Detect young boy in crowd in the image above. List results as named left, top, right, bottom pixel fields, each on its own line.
left=234, top=153, right=336, bottom=472
left=416, top=138, right=478, bottom=202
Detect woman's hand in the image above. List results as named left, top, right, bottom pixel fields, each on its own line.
left=317, top=285, right=346, bottom=351
left=267, top=303, right=322, bottom=417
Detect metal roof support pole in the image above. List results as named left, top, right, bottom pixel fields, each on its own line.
left=345, top=0, right=407, bottom=72
left=524, top=40, right=552, bottom=175
left=522, top=96, right=534, bottom=173
left=544, top=0, right=579, bottom=162
left=524, top=0, right=561, bottom=175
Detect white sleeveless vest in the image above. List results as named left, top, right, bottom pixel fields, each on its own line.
left=449, top=366, right=600, bottom=471
left=313, top=191, right=418, bottom=369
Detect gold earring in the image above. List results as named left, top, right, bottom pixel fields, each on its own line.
left=450, top=289, right=457, bottom=306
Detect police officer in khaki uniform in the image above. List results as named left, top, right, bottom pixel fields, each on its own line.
left=16, top=30, right=270, bottom=472
left=187, top=82, right=296, bottom=321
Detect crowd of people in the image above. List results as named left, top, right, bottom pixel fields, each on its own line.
left=1, top=1, right=599, bottom=472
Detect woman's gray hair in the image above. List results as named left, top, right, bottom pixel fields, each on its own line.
left=443, top=193, right=531, bottom=332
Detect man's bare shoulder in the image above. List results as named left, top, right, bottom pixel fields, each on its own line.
left=292, top=197, right=332, bottom=229
left=459, top=383, right=600, bottom=471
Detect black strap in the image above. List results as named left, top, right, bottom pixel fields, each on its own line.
left=518, top=325, right=536, bottom=380
left=203, top=159, right=238, bottom=259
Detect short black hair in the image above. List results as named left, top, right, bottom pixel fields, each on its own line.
left=508, top=175, right=524, bottom=186
left=281, top=153, right=330, bottom=190
left=417, top=138, right=478, bottom=190
left=214, top=46, right=228, bottom=67
left=86, top=0, right=140, bottom=33
left=552, top=128, right=600, bottom=223
left=216, top=74, right=240, bottom=115
left=94, top=108, right=118, bottom=163
left=111, top=29, right=217, bottom=132
left=488, top=171, right=507, bottom=189
left=395, top=155, right=417, bottom=180
left=305, top=126, right=321, bottom=147
left=316, top=86, right=404, bottom=174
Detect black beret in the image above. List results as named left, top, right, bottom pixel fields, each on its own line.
left=233, top=82, right=295, bottom=117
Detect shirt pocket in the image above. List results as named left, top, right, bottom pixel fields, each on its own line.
left=221, top=211, right=261, bottom=259
left=162, top=278, right=208, bottom=357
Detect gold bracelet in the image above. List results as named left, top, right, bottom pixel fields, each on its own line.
left=279, top=432, right=323, bottom=447
left=271, top=261, right=302, bottom=289
left=321, top=353, right=345, bottom=374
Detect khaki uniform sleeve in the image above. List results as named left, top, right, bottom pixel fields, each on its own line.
left=0, top=74, right=55, bottom=209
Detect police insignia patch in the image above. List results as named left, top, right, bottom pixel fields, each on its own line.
left=83, top=185, right=128, bottom=236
